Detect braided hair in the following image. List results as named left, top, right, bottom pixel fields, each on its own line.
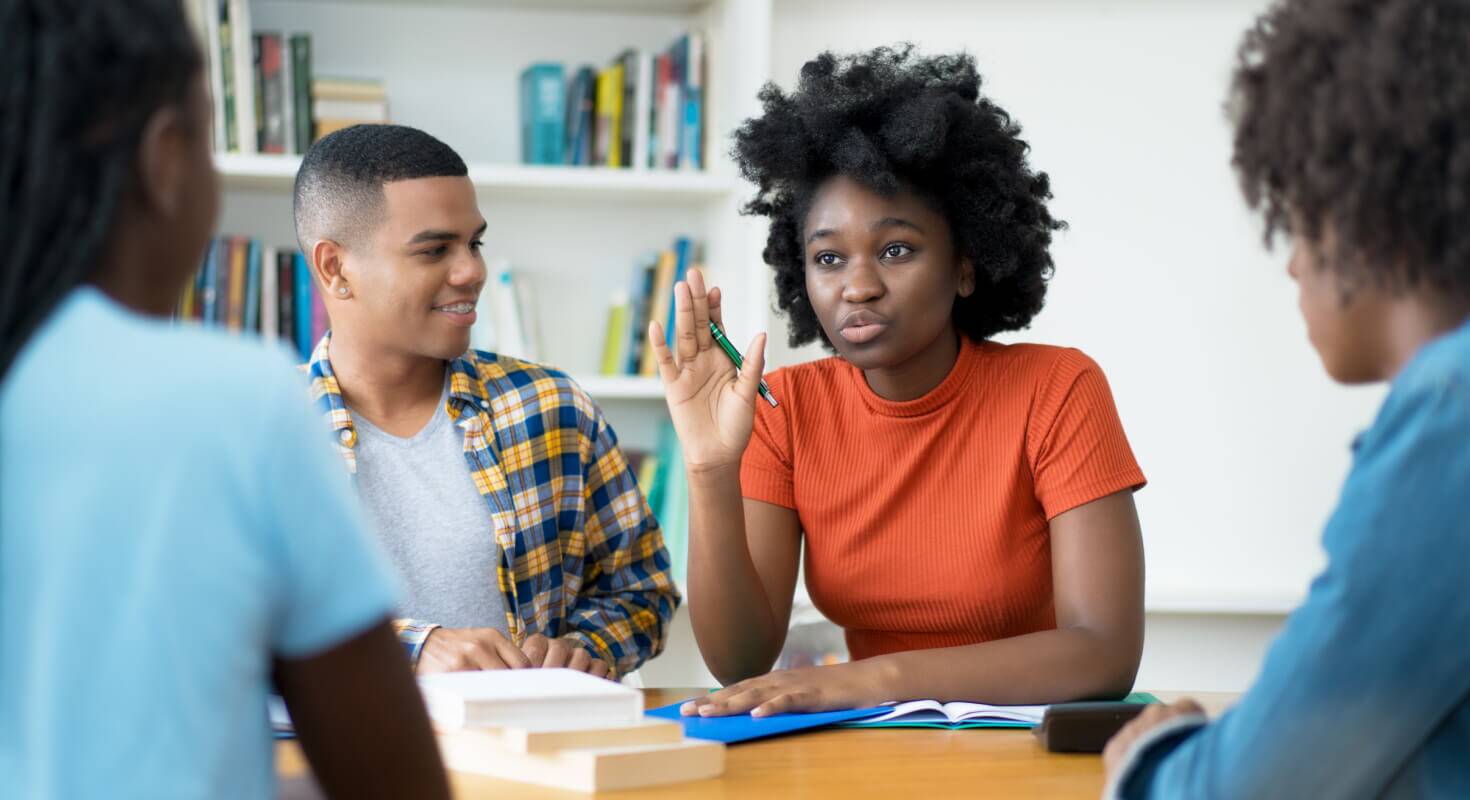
left=0, top=0, right=202, bottom=382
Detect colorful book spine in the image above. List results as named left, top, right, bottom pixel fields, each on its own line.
left=594, top=62, right=624, bottom=168
left=217, top=1, right=237, bottom=152
left=600, top=291, right=629, bottom=376
left=625, top=258, right=656, bottom=375
left=564, top=66, right=596, bottom=166
left=227, top=236, right=248, bottom=331
left=228, top=0, right=256, bottom=154
left=290, top=34, right=313, bottom=153
left=663, top=237, right=692, bottom=348
left=257, top=33, right=287, bottom=154
left=294, top=251, right=313, bottom=359
left=202, top=0, right=227, bottom=152
left=633, top=51, right=654, bottom=170
left=654, top=52, right=678, bottom=169
left=639, top=249, right=677, bottom=376
left=277, top=251, right=296, bottom=347
left=618, top=50, right=638, bottom=170
left=669, top=36, right=688, bottom=169
left=520, top=63, right=566, bottom=165
left=201, top=239, right=221, bottom=323
left=681, top=33, right=703, bottom=171
left=260, top=245, right=278, bottom=342
left=244, top=238, right=261, bottom=332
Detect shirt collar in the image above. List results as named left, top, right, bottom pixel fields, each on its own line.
left=306, top=331, right=492, bottom=433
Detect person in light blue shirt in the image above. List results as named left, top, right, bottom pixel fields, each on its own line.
left=1103, top=0, right=1470, bottom=797
left=0, top=1, right=448, bottom=798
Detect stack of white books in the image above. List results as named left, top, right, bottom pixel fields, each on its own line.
left=420, top=669, right=724, bottom=793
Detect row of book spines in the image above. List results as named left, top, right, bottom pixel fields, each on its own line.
left=185, top=0, right=314, bottom=155
left=524, top=31, right=704, bottom=170
left=178, top=237, right=327, bottom=362
left=600, top=238, right=697, bottom=377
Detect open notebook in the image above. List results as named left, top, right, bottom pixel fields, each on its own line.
left=841, top=692, right=1158, bottom=730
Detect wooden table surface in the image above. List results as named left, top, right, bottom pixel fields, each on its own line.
left=276, top=689, right=1235, bottom=799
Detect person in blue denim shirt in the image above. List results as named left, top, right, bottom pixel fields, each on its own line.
left=1102, top=0, right=1470, bottom=797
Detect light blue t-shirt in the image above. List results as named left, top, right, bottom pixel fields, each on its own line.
left=1110, top=314, right=1470, bottom=799
left=0, top=288, right=400, bottom=799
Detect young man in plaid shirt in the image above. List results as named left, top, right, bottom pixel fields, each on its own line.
left=292, top=124, right=679, bottom=679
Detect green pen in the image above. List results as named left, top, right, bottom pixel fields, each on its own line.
left=709, top=321, right=778, bottom=408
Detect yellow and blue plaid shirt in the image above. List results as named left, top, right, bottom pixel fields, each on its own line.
left=305, top=334, right=679, bottom=678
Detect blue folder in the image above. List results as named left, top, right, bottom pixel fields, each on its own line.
left=647, top=699, right=888, bottom=744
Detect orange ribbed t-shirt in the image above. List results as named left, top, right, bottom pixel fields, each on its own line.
left=740, top=337, right=1146, bottom=662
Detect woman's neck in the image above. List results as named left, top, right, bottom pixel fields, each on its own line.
left=861, top=328, right=963, bottom=402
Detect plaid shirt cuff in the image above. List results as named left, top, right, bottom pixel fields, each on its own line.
left=393, top=620, right=441, bottom=669
left=562, top=630, right=619, bottom=680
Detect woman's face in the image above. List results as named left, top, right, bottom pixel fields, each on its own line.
left=1288, top=229, right=1389, bottom=383
left=801, top=176, right=974, bottom=372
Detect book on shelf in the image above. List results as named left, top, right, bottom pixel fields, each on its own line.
left=520, top=64, right=566, bottom=166
left=255, top=33, right=289, bottom=154
left=593, top=61, right=624, bottom=168
left=312, top=77, right=389, bottom=140
left=525, top=31, right=705, bottom=170
left=595, top=238, right=698, bottom=380
left=176, top=236, right=327, bottom=363
left=626, top=421, right=689, bottom=586
left=564, top=66, right=597, bottom=167
left=468, top=260, right=542, bottom=363
left=184, top=0, right=325, bottom=155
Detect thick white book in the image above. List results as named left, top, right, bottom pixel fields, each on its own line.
left=632, top=51, right=653, bottom=170
left=228, top=0, right=256, bottom=154
left=418, top=669, right=642, bottom=731
left=435, top=717, right=682, bottom=755
left=437, top=735, right=724, bottom=793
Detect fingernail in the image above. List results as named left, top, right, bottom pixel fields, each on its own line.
left=751, top=707, right=767, bottom=718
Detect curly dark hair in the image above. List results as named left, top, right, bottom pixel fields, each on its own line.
left=733, top=45, right=1064, bottom=349
left=1231, top=0, right=1470, bottom=299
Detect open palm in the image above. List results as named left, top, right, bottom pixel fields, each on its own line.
left=648, top=268, right=768, bottom=471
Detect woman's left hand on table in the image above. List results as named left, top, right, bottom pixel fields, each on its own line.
left=680, top=661, right=889, bottom=718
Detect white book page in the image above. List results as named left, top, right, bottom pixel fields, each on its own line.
left=864, top=700, right=946, bottom=723
left=939, top=702, right=1048, bottom=724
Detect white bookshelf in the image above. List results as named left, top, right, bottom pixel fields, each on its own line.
left=569, top=375, right=666, bottom=400
left=216, top=153, right=738, bottom=201
left=218, top=0, right=773, bottom=436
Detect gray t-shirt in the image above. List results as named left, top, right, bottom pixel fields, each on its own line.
left=350, top=380, right=509, bottom=633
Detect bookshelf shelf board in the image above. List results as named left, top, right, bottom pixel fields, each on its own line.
left=215, top=154, right=738, bottom=201
left=572, top=375, right=668, bottom=400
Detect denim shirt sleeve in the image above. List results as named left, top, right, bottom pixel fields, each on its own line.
left=1113, top=371, right=1470, bottom=799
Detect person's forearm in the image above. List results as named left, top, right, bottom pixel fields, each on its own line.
left=686, top=465, right=786, bottom=683
left=869, top=625, right=1141, bottom=704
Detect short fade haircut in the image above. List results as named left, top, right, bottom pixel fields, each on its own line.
left=1230, top=0, right=1470, bottom=301
left=292, top=123, right=468, bottom=252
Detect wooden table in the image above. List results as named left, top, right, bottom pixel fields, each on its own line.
left=276, top=689, right=1235, bottom=799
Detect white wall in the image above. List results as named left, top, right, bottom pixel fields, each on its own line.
left=749, top=0, right=1385, bottom=692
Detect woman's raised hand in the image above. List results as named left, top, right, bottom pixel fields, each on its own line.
left=648, top=268, right=768, bottom=473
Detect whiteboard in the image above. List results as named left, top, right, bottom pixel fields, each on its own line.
left=763, top=0, right=1387, bottom=612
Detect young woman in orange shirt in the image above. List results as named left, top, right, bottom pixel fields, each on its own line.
left=649, top=45, right=1148, bottom=716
